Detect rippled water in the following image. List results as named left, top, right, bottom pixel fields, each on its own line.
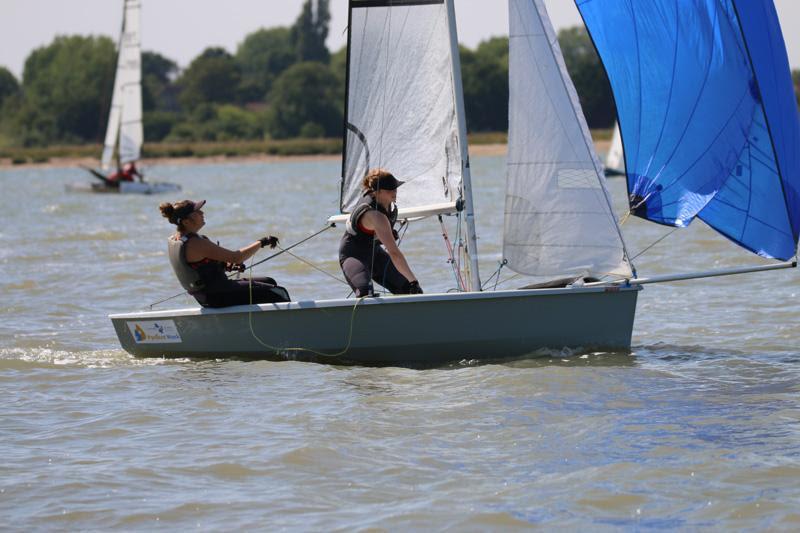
left=1, top=158, right=799, bottom=529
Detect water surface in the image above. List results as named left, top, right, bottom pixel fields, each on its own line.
left=1, top=158, right=798, bottom=529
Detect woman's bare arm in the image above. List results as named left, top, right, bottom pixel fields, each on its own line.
left=362, top=211, right=417, bottom=283
left=185, top=236, right=261, bottom=264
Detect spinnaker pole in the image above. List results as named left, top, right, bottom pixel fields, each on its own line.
left=445, top=0, right=481, bottom=291
left=584, top=261, right=797, bottom=287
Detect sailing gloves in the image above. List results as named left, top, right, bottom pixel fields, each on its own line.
left=259, top=236, right=279, bottom=249
left=403, top=280, right=423, bottom=294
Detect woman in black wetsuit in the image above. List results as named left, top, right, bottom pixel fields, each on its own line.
left=339, top=169, right=423, bottom=297
left=159, top=199, right=290, bottom=307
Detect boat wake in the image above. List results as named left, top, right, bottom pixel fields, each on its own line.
left=0, top=347, right=180, bottom=369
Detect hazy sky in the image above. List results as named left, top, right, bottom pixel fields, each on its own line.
left=1, top=0, right=799, bottom=78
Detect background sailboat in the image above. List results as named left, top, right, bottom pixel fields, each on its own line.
left=109, top=0, right=639, bottom=366
left=604, top=122, right=625, bottom=176
left=67, top=0, right=179, bottom=195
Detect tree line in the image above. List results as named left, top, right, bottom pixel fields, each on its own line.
left=0, top=0, right=798, bottom=150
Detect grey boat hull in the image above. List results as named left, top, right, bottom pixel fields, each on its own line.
left=110, top=286, right=640, bottom=367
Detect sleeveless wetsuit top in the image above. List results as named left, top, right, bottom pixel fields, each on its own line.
left=167, top=233, right=228, bottom=293
left=343, top=195, right=398, bottom=247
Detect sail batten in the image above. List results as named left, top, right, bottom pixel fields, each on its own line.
left=578, top=0, right=800, bottom=260
left=503, top=0, right=631, bottom=279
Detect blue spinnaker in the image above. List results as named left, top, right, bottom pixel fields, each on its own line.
left=576, top=0, right=800, bottom=260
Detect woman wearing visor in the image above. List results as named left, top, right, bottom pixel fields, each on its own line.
left=339, top=168, right=423, bottom=297
left=159, top=199, right=290, bottom=307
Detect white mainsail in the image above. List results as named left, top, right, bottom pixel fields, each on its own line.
left=605, top=122, right=624, bottom=173
left=504, top=0, right=631, bottom=279
left=101, top=0, right=143, bottom=171
left=340, top=0, right=463, bottom=216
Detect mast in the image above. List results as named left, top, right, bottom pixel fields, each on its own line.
left=445, top=0, right=481, bottom=292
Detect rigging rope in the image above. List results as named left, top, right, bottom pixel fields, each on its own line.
left=438, top=214, right=466, bottom=291
left=242, top=232, right=365, bottom=359
left=481, top=260, right=507, bottom=291
left=278, top=247, right=349, bottom=286
left=146, top=289, right=190, bottom=309
left=246, top=270, right=366, bottom=358
left=630, top=227, right=679, bottom=261
left=246, top=223, right=335, bottom=271
left=493, top=272, right=522, bottom=289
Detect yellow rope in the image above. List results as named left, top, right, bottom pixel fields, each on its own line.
left=246, top=295, right=365, bottom=359
left=244, top=256, right=365, bottom=359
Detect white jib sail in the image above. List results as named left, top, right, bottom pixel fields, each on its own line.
left=605, top=122, right=624, bottom=173
left=504, top=0, right=632, bottom=279
left=101, top=0, right=143, bottom=171
left=340, top=0, right=462, bottom=216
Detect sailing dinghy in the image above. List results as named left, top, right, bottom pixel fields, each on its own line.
left=110, top=0, right=796, bottom=366
left=111, top=0, right=638, bottom=366
left=67, top=0, right=180, bottom=195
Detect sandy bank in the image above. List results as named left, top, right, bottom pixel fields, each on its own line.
left=0, top=142, right=613, bottom=170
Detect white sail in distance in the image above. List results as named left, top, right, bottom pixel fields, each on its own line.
left=101, top=0, right=143, bottom=171
left=605, top=122, right=624, bottom=173
left=340, top=0, right=463, bottom=215
left=503, top=0, right=632, bottom=279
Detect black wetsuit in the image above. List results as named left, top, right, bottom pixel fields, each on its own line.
left=202, top=275, right=290, bottom=308
left=338, top=196, right=410, bottom=297
left=168, top=233, right=290, bottom=308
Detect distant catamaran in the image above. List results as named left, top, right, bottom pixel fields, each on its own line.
left=110, top=0, right=797, bottom=366
left=68, top=0, right=179, bottom=195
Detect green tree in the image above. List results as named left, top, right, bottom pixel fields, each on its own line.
left=15, top=35, right=116, bottom=144
left=213, top=104, right=263, bottom=140
left=330, top=45, right=347, bottom=84
left=793, top=69, right=799, bottom=107
left=142, top=51, right=178, bottom=111
left=0, top=67, right=20, bottom=111
left=329, top=45, right=347, bottom=111
left=290, top=0, right=331, bottom=64
left=176, top=47, right=241, bottom=111
left=0, top=68, right=21, bottom=146
left=236, top=27, right=296, bottom=102
left=558, top=26, right=614, bottom=129
left=143, top=110, right=178, bottom=142
left=461, top=37, right=509, bottom=132
left=266, top=61, right=342, bottom=138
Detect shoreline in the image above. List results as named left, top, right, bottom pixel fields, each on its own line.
left=0, top=141, right=612, bottom=170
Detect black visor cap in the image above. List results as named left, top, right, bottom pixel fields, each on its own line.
left=372, top=175, right=404, bottom=191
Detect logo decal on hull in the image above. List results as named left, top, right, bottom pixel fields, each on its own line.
left=127, top=320, right=182, bottom=344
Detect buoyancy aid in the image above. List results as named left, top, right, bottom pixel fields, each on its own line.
left=344, top=195, right=398, bottom=246
left=167, top=233, right=228, bottom=293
